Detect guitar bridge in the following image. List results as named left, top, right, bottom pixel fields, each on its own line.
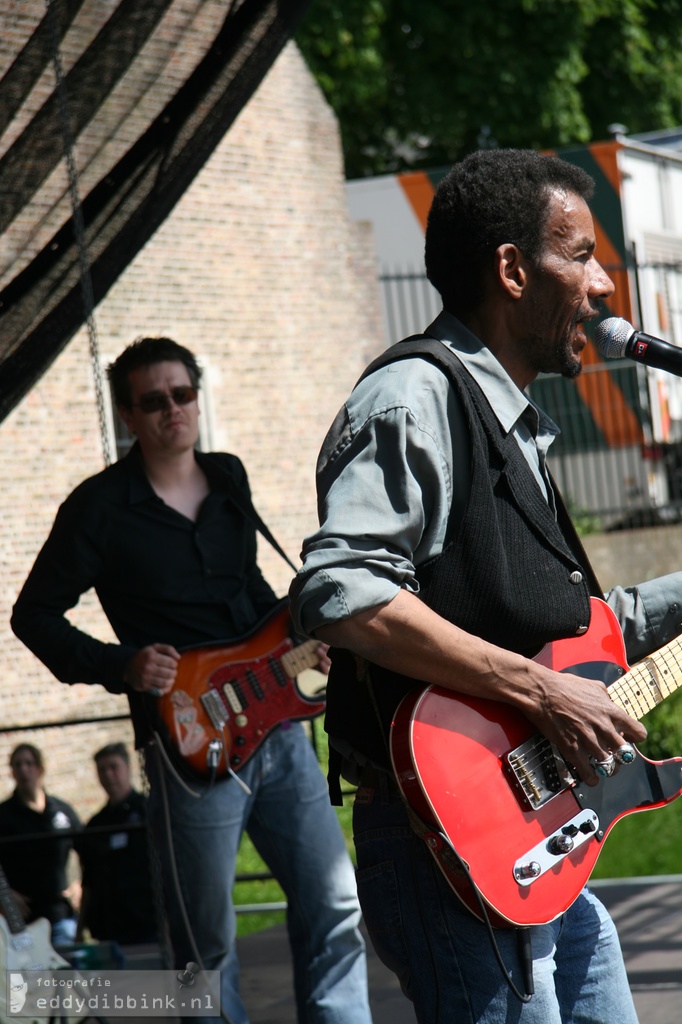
left=505, top=734, right=576, bottom=810
left=200, top=688, right=229, bottom=730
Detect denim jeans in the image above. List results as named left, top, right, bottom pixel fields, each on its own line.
left=353, top=783, right=639, bottom=1024
left=146, top=723, right=371, bottom=1024
left=51, top=916, right=77, bottom=947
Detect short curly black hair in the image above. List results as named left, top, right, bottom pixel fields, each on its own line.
left=424, top=149, right=595, bottom=317
left=107, top=337, right=202, bottom=409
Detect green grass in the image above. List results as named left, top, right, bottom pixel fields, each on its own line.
left=590, top=708, right=682, bottom=879
left=234, top=697, right=682, bottom=937
left=590, top=796, right=682, bottom=879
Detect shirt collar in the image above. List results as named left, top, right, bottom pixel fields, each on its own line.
left=425, top=309, right=560, bottom=444
left=123, top=443, right=225, bottom=504
left=124, top=443, right=157, bottom=504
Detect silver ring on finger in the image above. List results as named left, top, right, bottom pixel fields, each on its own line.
left=614, top=743, right=636, bottom=765
left=594, top=752, right=616, bottom=777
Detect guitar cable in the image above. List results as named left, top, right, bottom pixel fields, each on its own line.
left=431, top=826, right=534, bottom=1004
left=363, top=668, right=536, bottom=1004
left=151, top=731, right=204, bottom=798
left=149, top=740, right=237, bottom=1024
left=365, top=667, right=535, bottom=1004
left=150, top=729, right=252, bottom=800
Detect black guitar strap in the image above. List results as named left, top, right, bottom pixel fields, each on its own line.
left=211, top=459, right=298, bottom=574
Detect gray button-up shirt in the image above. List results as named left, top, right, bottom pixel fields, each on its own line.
left=291, top=310, right=682, bottom=663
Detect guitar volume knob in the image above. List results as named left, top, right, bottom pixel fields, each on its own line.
left=548, top=833, right=574, bottom=855
left=514, top=861, right=542, bottom=881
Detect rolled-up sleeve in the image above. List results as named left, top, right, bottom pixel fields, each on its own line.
left=290, top=362, right=461, bottom=637
left=607, top=573, right=682, bottom=664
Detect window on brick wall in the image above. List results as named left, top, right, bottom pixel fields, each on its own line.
left=103, top=356, right=215, bottom=461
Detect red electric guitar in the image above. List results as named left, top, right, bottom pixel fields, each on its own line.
left=390, top=596, right=682, bottom=928
left=154, top=600, right=326, bottom=779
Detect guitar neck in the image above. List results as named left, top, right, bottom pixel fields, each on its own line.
left=0, top=863, right=25, bottom=935
left=610, top=634, right=682, bottom=720
left=281, top=640, right=320, bottom=678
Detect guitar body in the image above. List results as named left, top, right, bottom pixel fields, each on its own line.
left=390, top=597, right=682, bottom=927
left=0, top=916, right=68, bottom=1024
left=155, top=600, right=326, bottom=780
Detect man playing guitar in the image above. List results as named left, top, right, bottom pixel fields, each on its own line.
left=11, top=336, right=372, bottom=1024
left=290, top=149, right=682, bottom=1023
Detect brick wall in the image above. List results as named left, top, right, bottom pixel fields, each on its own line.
left=0, top=41, right=383, bottom=822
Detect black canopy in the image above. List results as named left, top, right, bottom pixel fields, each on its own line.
left=0, top=0, right=310, bottom=422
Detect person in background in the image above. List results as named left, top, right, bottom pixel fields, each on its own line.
left=11, top=336, right=372, bottom=1024
left=78, top=742, right=158, bottom=945
left=0, top=743, right=81, bottom=946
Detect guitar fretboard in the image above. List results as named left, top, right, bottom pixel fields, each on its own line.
left=0, top=863, right=25, bottom=935
left=281, top=640, right=319, bottom=678
left=610, top=634, right=682, bottom=720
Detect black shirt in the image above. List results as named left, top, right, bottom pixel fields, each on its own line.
left=78, top=789, right=157, bottom=944
left=0, top=792, right=81, bottom=924
left=11, top=446, right=279, bottom=744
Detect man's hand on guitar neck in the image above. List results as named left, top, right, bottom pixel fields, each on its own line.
left=123, top=643, right=180, bottom=696
left=315, top=642, right=331, bottom=675
left=520, top=665, right=647, bottom=788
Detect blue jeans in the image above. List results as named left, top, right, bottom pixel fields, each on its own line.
left=146, top=724, right=371, bottom=1024
left=51, top=916, right=77, bottom=947
left=353, top=783, right=639, bottom=1024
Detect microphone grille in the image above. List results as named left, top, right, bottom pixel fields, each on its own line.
left=594, top=317, right=635, bottom=359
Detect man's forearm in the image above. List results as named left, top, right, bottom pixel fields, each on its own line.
left=317, top=589, right=537, bottom=708
left=11, top=601, right=132, bottom=693
left=317, top=587, right=647, bottom=784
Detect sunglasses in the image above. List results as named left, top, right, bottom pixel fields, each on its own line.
left=132, top=386, right=198, bottom=414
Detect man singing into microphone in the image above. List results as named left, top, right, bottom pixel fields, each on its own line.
left=596, top=315, right=682, bottom=376
left=290, top=148, right=682, bottom=1023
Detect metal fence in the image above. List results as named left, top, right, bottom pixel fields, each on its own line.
left=379, top=262, right=682, bottom=531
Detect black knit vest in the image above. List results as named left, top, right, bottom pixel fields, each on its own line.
left=325, top=337, right=603, bottom=783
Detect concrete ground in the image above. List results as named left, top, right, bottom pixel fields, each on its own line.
left=235, top=876, right=682, bottom=1024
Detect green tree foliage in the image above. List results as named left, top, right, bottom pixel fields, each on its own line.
left=639, top=687, right=682, bottom=761
left=296, top=0, right=682, bottom=178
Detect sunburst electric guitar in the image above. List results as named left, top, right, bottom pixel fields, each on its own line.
left=390, top=596, right=682, bottom=928
left=154, top=600, right=326, bottom=779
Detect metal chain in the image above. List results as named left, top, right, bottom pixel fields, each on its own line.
left=137, top=747, right=174, bottom=969
left=46, top=0, right=113, bottom=466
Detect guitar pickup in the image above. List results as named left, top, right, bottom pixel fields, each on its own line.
left=222, top=681, right=245, bottom=714
left=505, top=734, right=576, bottom=810
left=200, top=689, right=230, bottom=729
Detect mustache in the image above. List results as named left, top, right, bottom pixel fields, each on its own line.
left=576, top=303, right=603, bottom=326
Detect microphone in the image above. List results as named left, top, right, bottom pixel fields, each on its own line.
left=595, top=317, right=682, bottom=377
